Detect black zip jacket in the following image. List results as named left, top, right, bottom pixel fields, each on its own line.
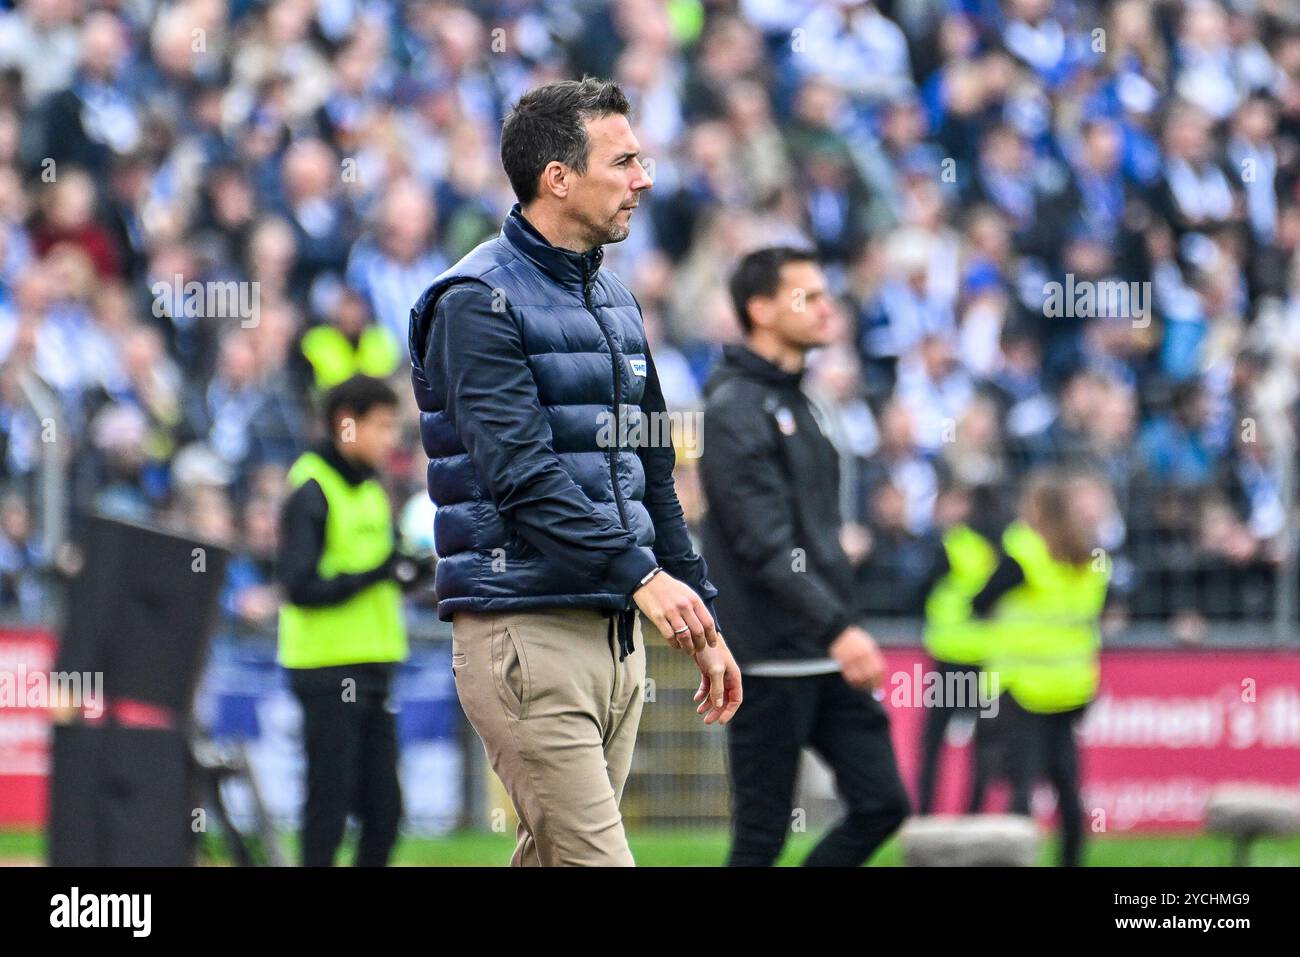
left=699, top=345, right=856, bottom=665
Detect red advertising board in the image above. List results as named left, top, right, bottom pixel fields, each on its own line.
left=2, top=637, right=1298, bottom=833
left=0, top=628, right=57, bottom=827
left=884, top=648, right=1300, bottom=831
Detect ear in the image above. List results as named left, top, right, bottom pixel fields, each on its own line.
left=746, top=293, right=773, bottom=330
left=540, top=161, right=570, bottom=200
left=331, top=405, right=355, bottom=436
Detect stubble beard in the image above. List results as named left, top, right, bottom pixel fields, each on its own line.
left=581, top=206, right=631, bottom=246
left=598, top=212, right=631, bottom=245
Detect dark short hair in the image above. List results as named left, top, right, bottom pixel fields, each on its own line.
left=500, top=77, right=631, bottom=205
left=323, top=374, right=398, bottom=432
left=728, top=246, right=819, bottom=332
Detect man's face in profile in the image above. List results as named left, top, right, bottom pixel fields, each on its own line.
left=567, top=113, right=654, bottom=246
left=765, top=260, right=837, bottom=349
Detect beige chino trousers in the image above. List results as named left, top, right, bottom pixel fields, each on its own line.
left=452, top=607, right=646, bottom=866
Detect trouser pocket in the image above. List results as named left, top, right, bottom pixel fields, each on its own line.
left=492, top=619, right=530, bottom=720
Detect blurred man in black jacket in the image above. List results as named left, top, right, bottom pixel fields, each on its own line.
left=701, top=246, right=910, bottom=866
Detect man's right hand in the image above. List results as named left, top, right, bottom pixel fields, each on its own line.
left=633, top=571, right=718, bottom=653
left=829, top=625, right=887, bottom=690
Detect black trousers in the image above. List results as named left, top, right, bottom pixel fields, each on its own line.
left=1003, top=692, right=1088, bottom=867
left=290, top=663, right=403, bottom=867
left=726, top=671, right=911, bottom=867
left=966, top=695, right=1009, bottom=814
left=916, top=659, right=984, bottom=815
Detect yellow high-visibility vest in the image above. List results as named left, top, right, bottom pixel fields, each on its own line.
left=987, top=521, right=1108, bottom=714
left=277, top=451, right=407, bottom=669
left=923, top=524, right=998, bottom=665
left=301, top=324, right=400, bottom=390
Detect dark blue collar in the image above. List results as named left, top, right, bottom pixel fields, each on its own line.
left=502, top=203, right=604, bottom=291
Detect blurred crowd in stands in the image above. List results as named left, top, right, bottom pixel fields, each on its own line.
left=2, top=0, right=1300, bottom=638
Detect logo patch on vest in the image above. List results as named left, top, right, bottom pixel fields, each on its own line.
left=629, top=358, right=647, bottom=377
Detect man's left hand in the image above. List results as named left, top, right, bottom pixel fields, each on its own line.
left=692, top=635, right=743, bottom=725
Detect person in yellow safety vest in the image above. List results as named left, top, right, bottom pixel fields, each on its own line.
left=970, top=469, right=1111, bottom=867
left=299, top=287, right=401, bottom=391
left=916, top=483, right=1003, bottom=815
left=277, top=374, right=433, bottom=867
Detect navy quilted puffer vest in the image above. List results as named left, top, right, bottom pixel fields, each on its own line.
left=408, top=205, right=656, bottom=621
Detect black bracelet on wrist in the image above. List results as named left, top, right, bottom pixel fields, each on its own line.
left=637, top=566, right=664, bottom=590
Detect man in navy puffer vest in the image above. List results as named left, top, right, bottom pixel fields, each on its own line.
left=409, top=78, right=742, bottom=866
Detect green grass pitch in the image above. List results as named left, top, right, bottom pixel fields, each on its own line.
left=5, top=827, right=1299, bottom=867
